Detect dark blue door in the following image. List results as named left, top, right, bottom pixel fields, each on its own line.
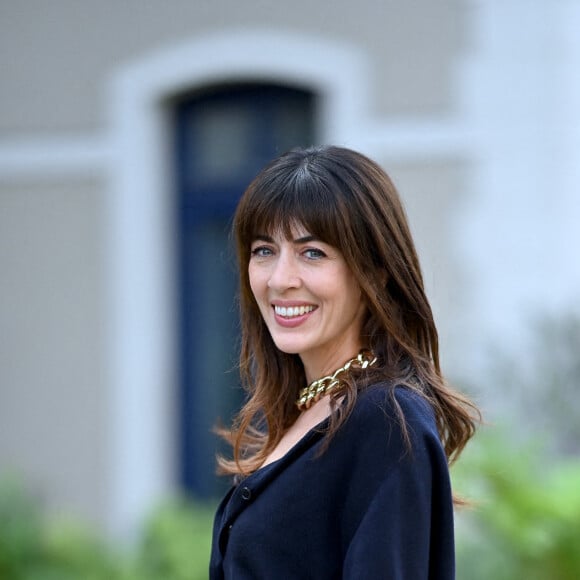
left=174, top=84, right=316, bottom=498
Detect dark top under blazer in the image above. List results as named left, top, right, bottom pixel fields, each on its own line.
left=209, top=385, right=455, bottom=579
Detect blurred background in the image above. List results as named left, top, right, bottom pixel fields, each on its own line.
left=1, top=1, right=579, bottom=578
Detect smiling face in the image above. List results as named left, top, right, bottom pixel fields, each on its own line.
left=248, top=225, right=366, bottom=381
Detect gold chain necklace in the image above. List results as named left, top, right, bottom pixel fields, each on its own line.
left=296, top=349, right=377, bottom=411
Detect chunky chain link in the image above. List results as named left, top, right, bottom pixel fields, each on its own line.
left=296, top=349, right=377, bottom=411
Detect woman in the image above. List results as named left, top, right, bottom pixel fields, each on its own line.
left=209, top=145, right=479, bottom=579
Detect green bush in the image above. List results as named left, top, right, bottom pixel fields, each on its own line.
left=127, top=500, right=215, bottom=580
left=454, top=427, right=580, bottom=580
left=0, top=480, right=215, bottom=580
left=0, top=479, right=118, bottom=580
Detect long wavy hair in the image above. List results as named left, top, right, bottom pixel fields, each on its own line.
left=217, top=145, right=479, bottom=486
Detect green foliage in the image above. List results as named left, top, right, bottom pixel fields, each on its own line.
left=0, top=480, right=215, bottom=580
left=453, top=428, right=580, bottom=580
left=0, top=479, right=117, bottom=580
left=128, top=500, right=215, bottom=580
left=0, top=479, right=43, bottom=580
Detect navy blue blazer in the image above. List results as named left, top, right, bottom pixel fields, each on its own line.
left=210, top=385, right=455, bottom=579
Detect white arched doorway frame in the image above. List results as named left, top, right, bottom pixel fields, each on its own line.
left=105, top=30, right=373, bottom=539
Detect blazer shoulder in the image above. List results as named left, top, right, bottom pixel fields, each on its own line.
left=356, top=382, right=435, bottom=420
left=348, top=383, right=440, bottom=443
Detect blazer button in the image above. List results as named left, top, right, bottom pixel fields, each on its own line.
left=241, top=486, right=252, bottom=500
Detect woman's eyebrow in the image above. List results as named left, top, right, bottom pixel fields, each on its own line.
left=293, top=235, right=318, bottom=244
left=252, top=234, right=275, bottom=243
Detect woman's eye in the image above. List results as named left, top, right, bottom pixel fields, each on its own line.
left=251, top=246, right=273, bottom=258
left=304, top=248, right=326, bottom=260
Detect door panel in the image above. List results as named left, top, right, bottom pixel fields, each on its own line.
left=174, top=83, right=315, bottom=497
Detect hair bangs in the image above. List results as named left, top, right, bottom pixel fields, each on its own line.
left=238, top=162, right=346, bottom=249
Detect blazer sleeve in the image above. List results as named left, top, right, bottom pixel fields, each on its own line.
left=342, top=389, right=455, bottom=580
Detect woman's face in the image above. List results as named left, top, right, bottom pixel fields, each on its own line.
left=248, top=224, right=366, bottom=380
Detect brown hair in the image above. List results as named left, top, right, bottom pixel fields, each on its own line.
left=217, top=145, right=479, bottom=485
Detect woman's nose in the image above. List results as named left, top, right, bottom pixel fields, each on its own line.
left=267, top=252, right=302, bottom=291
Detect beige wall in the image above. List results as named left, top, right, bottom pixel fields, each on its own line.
left=0, top=0, right=465, bottom=133
left=0, top=177, right=108, bottom=526
left=388, top=158, right=471, bottom=371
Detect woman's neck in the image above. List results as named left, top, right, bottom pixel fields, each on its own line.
left=300, top=345, right=363, bottom=384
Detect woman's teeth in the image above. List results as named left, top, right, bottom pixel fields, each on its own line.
left=274, top=305, right=315, bottom=318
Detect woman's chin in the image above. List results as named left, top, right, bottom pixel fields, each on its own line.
left=270, top=336, right=310, bottom=356
left=273, top=343, right=303, bottom=356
